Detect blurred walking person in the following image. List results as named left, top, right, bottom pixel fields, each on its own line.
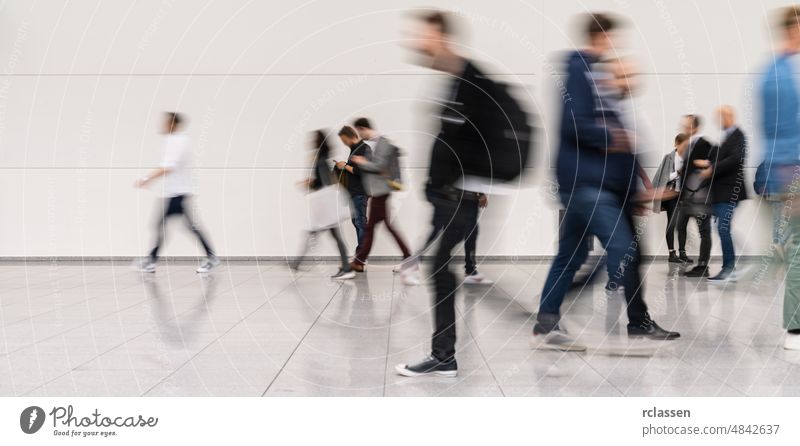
left=291, top=130, right=355, bottom=280
left=134, top=112, right=219, bottom=274
left=756, top=6, right=800, bottom=349
left=334, top=126, right=371, bottom=256
left=532, top=13, right=679, bottom=351
left=347, top=118, right=415, bottom=283
left=396, top=11, right=532, bottom=376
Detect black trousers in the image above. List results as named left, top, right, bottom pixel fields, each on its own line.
left=676, top=204, right=711, bottom=264
left=149, top=195, right=214, bottom=261
left=421, top=196, right=479, bottom=274
left=662, top=198, right=688, bottom=252
left=430, top=193, right=479, bottom=362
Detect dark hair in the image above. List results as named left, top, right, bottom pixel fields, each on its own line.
left=338, top=125, right=358, bottom=139
left=419, top=10, right=451, bottom=35
left=165, top=112, right=183, bottom=128
left=585, top=13, right=616, bottom=39
left=313, top=129, right=331, bottom=159
left=782, top=6, right=800, bottom=31
left=353, top=117, right=372, bottom=129
left=674, top=133, right=689, bottom=145
left=684, top=114, right=701, bottom=129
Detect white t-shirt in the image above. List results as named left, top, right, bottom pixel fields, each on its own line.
left=159, top=132, right=193, bottom=197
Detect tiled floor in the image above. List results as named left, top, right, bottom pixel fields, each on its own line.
left=1, top=258, right=799, bottom=397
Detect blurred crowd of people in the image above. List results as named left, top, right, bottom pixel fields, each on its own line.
left=133, top=7, right=800, bottom=378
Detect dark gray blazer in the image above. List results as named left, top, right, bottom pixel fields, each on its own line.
left=651, top=151, right=678, bottom=213
left=358, top=136, right=397, bottom=197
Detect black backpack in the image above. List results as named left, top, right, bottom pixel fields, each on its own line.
left=461, top=76, right=533, bottom=182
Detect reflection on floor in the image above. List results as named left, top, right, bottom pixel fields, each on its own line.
left=0, top=259, right=798, bottom=397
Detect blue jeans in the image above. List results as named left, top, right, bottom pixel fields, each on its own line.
left=349, top=194, right=368, bottom=253
left=537, top=187, right=649, bottom=331
left=712, top=201, right=738, bottom=269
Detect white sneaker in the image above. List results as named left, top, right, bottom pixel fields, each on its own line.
left=531, top=329, right=587, bottom=352
left=331, top=269, right=356, bottom=280
left=133, top=258, right=156, bottom=273
left=393, top=259, right=419, bottom=274
left=784, top=333, right=800, bottom=350
left=463, top=271, right=492, bottom=285
left=196, top=256, right=220, bottom=273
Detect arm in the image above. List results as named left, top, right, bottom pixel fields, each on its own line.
left=135, top=167, right=171, bottom=188
left=353, top=141, right=390, bottom=174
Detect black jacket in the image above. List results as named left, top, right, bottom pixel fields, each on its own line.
left=709, top=127, right=748, bottom=204
left=426, top=61, right=493, bottom=199
left=678, top=136, right=716, bottom=204
left=339, top=141, right=371, bottom=197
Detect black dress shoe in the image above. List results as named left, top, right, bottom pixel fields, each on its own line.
left=628, top=321, right=681, bottom=340
left=668, top=252, right=682, bottom=263
left=684, top=265, right=709, bottom=277
left=678, top=252, right=693, bottom=264
left=395, top=355, right=458, bottom=377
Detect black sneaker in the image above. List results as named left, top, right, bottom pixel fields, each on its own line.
left=684, top=265, right=709, bottom=277
left=628, top=320, right=681, bottom=340
left=395, top=355, right=458, bottom=377
left=678, top=252, right=693, bottom=264
left=668, top=252, right=682, bottom=263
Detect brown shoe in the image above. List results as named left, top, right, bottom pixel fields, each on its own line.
left=349, top=262, right=365, bottom=272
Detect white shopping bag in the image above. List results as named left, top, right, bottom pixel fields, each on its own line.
left=305, top=185, right=350, bottom=231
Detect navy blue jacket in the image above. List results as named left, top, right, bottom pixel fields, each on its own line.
left=555, top=51, right=638, bottom=198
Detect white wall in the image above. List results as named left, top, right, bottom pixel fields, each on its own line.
left=0, top=0, right=792, bottom=258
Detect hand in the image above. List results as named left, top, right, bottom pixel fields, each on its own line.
left=693, top=159, right=711, bottom=168
left=335, top=161, right=347, bottom=169
left=607, top=128, right=631, bottom=153
left=478, top=194, right=488, bottom=208
left=134, top=178, right=149, bottom=188
left=350, top=155, right=367, bottom=165
left=700, top=167, right=713, bottom=179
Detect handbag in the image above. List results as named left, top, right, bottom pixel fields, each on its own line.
left=680, top=171, right=710, bottom=217
left=305, top=185, right=350, bottom=231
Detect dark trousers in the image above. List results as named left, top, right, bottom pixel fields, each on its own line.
left=662, top=198, right=688, bottom=252
left=149, top=195, right=214, bottom=262
left=537, top=187, right=649, bottom=332
left=430, top=193, right=480, bottom=361
left=349, top=194, right=368, bottom=253
left=464, top=200, right=479, bottom=275
left=676, top=205, right=712, bottom=265
left=420, top=197, right=479, bottom=274
left=712, top=201, right=738, bottom=269
left=353, top=194, right=411, bottom=265
left=296, top=227, right=351, bottom=272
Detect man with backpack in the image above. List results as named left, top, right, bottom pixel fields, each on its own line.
left=347, top=118, right=414, bottom=283
left=395, top=11, right=531, bottom=377
left=532, top=13, right=679, bottom=352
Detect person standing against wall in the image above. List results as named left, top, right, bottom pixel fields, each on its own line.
left=652, top=133, right=692, bottom=263
left=677, top=114, right=716, bottom=277
left=134, top=112, right=219, bottom=274
left=696, top=106, right=748, bottom=282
